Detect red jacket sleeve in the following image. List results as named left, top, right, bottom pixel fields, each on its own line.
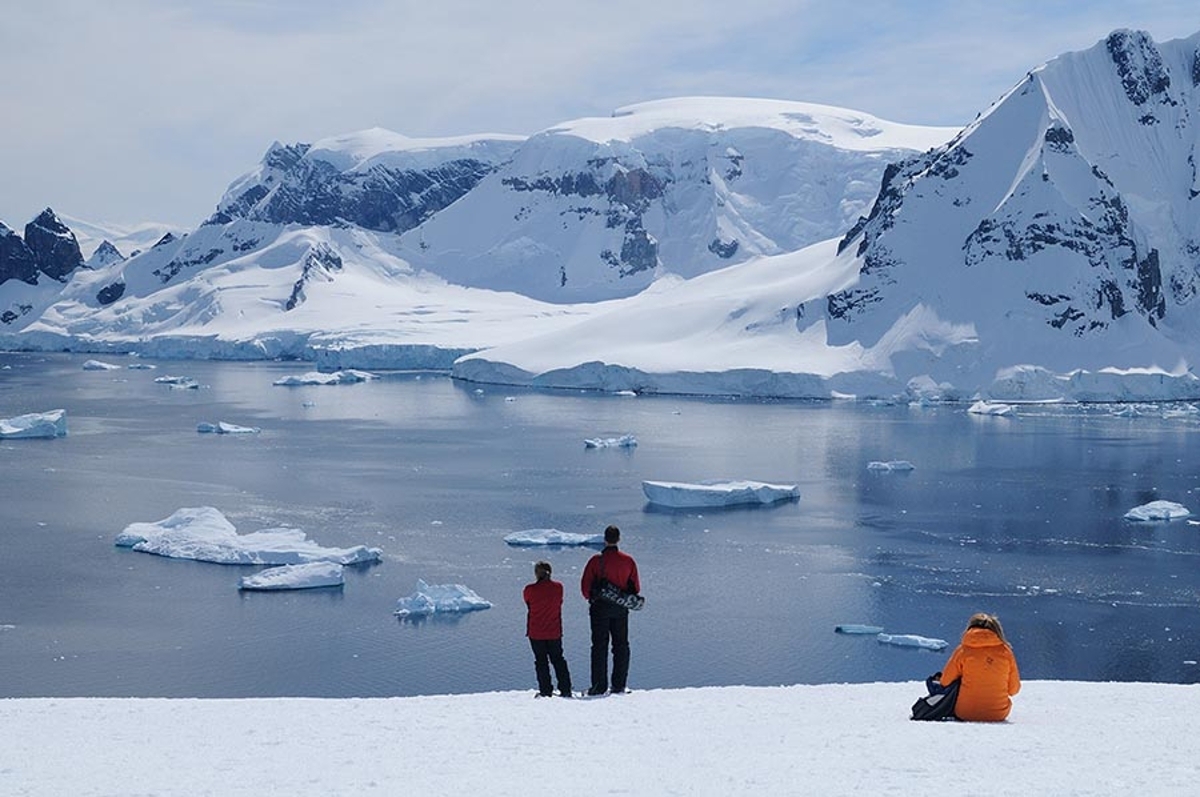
left=580, top=555, right=599, bottom=600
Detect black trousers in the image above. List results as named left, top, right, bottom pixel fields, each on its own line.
left=589, top=603, right=630, bottom=693
left=530, top=638, right=572, bottom=696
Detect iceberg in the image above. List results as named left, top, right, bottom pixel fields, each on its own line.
left=876, top=633, right=948, bottom=651
left=126, top=362, right=157, bottom=370
left=239, top=562, right=345, bottom=591
left=584, top=434, right=638, bottom=449
left=82, top=359, right=121, bottom=371
left=503, top=529, right=605, bottom=546
left=1124, top=500, right=1191, bottom=522
left=642, top=479, right=800, bottom=508
left=197, top=421, right=262, bottom=434
left=114, top=506, right=383, bottom=565
left=394, top=579, right=492, bottom=617
left=273, top=370, right=376, bottom=386
left=0, top=409, right=67, bottom=439
left=968, top=401, right=1015, bottom=416
left=867, top=460, right=915, bottom=472
left=834, top=624, right=885, bottom=635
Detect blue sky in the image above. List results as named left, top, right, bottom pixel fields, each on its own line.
left=2, top=0, right=1197, bottom=229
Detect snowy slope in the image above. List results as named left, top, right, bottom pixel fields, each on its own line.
left=395, top=97, right=955, bottom=302
left=3, top=682, right=1198, bottom=796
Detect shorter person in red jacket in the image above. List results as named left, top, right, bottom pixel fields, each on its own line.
left=523, top=560, right=572, bottom=698
left=580, top=525, right=641, bottom=695
left=939, top=612, right=1021, bottom=721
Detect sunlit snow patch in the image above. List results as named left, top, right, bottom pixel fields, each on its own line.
left=1124, top=500, right=1191, bottom=522
left=504, top=529, right=605, bottom=546
left=584, top=434, right=638, bottom=449
left=876, top=633, right=948, bottom=650
left=114, top=506, right=383, bottom=565
left=239, top=562, right=344, bottom=591
left=394, top=579, right=492, bottom=617
left=642, top=479, right=800, bottom=508
left=0, top=409, right=67, bottom=439
left=272, top=370, right=376, bottom=386
left=197, top=421, right=262, bottom=434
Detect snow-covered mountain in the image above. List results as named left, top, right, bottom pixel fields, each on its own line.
left=6, top=29, right=1200, bottom=402
left=393, top=98, right=952, bottom=302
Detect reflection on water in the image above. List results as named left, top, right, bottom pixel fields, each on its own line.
left=1, top=351, right=1199, bottom=697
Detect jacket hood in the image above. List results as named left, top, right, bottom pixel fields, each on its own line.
left=960, top=627, right=1006, bottom=648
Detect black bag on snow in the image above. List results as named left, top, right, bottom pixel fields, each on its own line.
left=910, top=675, right=960, bottom=721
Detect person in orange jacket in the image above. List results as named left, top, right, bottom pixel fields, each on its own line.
left=938, top=612, right=1021, bottom=721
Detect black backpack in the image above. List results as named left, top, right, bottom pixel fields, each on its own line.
left=910, top=677, right=960, bottom=721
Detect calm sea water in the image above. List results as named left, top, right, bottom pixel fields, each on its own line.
left=2, top=352, right=1199, bottom=698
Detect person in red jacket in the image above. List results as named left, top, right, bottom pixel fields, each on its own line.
left=580, top=525, right=641, bottom=695
left=523, top=560, right=572, bottom=698
left=939, top=612, right=1021, bottom=721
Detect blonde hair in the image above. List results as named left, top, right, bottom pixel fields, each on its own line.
left=966, top=612, right=1007, bottom=645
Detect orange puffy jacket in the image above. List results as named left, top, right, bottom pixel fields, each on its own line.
left=939, top=627, right=1021, bottom=722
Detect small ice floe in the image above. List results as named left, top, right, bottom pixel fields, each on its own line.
left=154, top=375, right=200, bottom=389
left=394, top=579, right=492, bottom=617
left=197, top=421, right=261, bottom=435
left=614, top=390, right=637, bottom=397
left=115, top=506, right=383, bottom=565
left=1124, top=500, right=1191, bottom=522
left=126, top=362, right=157, bottom=370
left=642, top=479, right=800, bottom=508
left=867, top=460, right=915, bottom=472
left=1162, top=404, right=1200, bottom=419
left=82, top=359, right=121, bottom=371
left=504, top=529, right=605, bottom=547
left=273, top=370, right=376, bottom=386
left=239, top=562, right=344, bottom=591
left=0, top=409, right=67, bottom=439
left=584, top=434, right=638, bottom=449
left=877, top=633, right=948, bottom=651
left=968, top=401, right=1014, bottom=416
left=835, top=624, right=885, bottom=635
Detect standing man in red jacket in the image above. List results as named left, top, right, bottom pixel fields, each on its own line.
left=580, top=525, right=641, bottom=695
left=523, top=560, right=573, bottom=698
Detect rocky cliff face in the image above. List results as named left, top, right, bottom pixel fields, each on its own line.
left=0, top=209, right=83, bottom=287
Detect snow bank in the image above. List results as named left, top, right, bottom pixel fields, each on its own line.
left=239, top=562, right=344, bottom=590
left=642, top=479, right=801, bottom=508
left=503, top=529, right=605, bottom=546
left=114, top=506, right=383, bottom=565
left=0, top=409, right=68, bottom=439
left=2, top=682, right=1197, bottom=796
left=394, top=579, right=492, bottom=616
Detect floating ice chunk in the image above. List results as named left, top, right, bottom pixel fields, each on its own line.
left=394, top=579, right=492, bottom=617
left=968, top=401, right=1014, bottom=416
left=82, top=359, right=121, bottom=371
left=876, top=633, right=948, bottom=651
left=273, top=370, right=376, bottom=386
left=197, top=421, right=262, bottom=435
left=115, top=506, right=383, bottom=565
left=154, top=375, right=194, bottom=384
left=867, top=460, right=915, bottom=472
left=1124, top=500, right=1191, bottom=522
left=504, top=529, right=605, bottom=547
left=614, top=390, right=637, bottom=397
left=835, top=624, right=885, bottom=635
left=126, top=363, right=157, bottom=370
left=0, top=409, right=67, bottom=439
left=584, top=434, right=638, bottom=449
left=239, top=562, right=344, bottom=591
left=642, top=479, right=800, bottom=508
